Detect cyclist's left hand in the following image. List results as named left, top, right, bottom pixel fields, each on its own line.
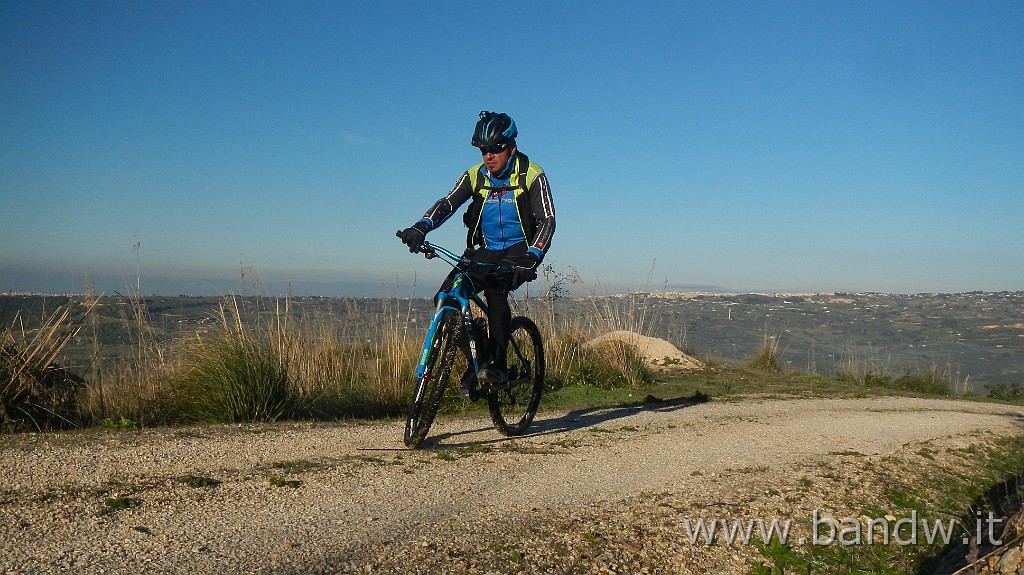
left=500, top=253, right=539, bottom=270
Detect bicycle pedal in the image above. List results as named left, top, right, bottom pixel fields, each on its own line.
left=477, top=367, right=509, bottom=386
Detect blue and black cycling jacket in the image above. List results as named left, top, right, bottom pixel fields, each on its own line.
left=417, top=152, right=555, bottom=261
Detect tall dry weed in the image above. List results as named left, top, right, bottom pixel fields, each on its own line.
left=80, top=279, right=176, bottom=426
left=1, top=298, right=98, bottom=430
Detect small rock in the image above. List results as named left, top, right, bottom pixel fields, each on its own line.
left=998, top=547, right=1021, bottom=573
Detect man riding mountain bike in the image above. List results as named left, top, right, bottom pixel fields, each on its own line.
left=398, top=111, right=556, bottom=396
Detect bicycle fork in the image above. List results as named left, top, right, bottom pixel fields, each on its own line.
left=415, top=300, right=455, bottom=380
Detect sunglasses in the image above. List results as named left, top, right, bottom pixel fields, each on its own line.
left=479, top=143, right=509, bottom=155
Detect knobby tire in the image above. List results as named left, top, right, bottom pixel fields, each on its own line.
left=404, top=310, right=461, bottom=448
left=488, top=316, right=544, bottom=436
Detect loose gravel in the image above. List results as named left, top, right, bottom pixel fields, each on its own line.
left=1, top=396, right=1022, bottom=574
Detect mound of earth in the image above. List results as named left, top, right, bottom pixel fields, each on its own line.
left=584, top=330, right=705, bottom=372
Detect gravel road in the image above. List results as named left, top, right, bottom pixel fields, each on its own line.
left=2, top=396, right=1022, bottom=574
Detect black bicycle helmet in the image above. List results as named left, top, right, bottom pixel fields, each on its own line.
left=471, top=111, right=517, bottom=148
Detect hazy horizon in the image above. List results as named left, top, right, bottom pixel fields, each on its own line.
left=3, top=3, right=1022, bottom=297
left=3, top=262, right=1020, bottom=299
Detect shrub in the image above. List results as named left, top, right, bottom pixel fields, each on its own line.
left=891, top=367, right=952, bottom=396
left=841, top=367, right=953, bottom=396
left=1, top=344, right=85, bottom=431
left=749, top=344, right=781, bottom=373
left=989, top=383, right=1024, bottom=402
left=170, top=296, right=412, bottom=424
left=546, top=332, right=653, bottom=389
left=173, top=329, right=291, bottom=423
left=749, top=330, right=782, bottom=373
left=286, top=339, right=411, bottom=420
left=1, top=301, right=96, bottom=431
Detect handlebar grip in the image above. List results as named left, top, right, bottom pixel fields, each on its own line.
left=397, top=229, right=431, bottom=257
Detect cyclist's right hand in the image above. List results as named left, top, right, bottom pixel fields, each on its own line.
left=398, top=223, right=430, bottom=253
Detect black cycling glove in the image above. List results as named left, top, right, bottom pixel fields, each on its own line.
left=399, top=222, right=430, bottom=253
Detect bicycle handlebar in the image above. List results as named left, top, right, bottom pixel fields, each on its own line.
left=395, top=231, right=514, bottom=276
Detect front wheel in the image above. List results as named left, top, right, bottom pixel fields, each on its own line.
left=488, top=316, right=544, bottom=436
left=404, top=310, right=461, bottom=448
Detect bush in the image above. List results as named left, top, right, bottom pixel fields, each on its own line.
left=288, top=340, right=410, bottom=420
left=1, top=302, right=95, bottom=431
left=989, top=383, right=1024, bottom=402
left=546, top=333, right=653, bottom=389
left=169, top=299, right=413, bottom=424
left=173, top=330, right=292, bottom=423
left=1, top=344, right=85, bottom=431
left=749, top=332, right=782, bottom=373
left=891, top=368, right=952, bottom=396
left=749, top=345, right=781, bottom=373
left=841, top=368, right=952, bottom=396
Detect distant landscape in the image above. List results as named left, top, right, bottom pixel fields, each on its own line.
left=633, top=291, right=1024, bottom=391
left=2, top=291, right=1021, bottom=393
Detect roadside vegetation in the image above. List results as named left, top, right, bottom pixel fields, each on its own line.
left=2, top=279, right=1022, bottom=575
left=747, top=434, right=1024, bottom=575
left=1, top=271, right=1019, bottom=433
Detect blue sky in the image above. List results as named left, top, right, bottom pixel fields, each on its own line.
left=2, top=1, right=1022, bottom=297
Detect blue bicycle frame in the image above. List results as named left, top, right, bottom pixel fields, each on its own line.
left=414, top=242, right=504, bottom=380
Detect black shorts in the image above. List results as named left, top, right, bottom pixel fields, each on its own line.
left=437, top=241, right=536, bottom=300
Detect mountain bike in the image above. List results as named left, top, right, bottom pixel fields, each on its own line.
left=397, top=236, right=545, bottom=449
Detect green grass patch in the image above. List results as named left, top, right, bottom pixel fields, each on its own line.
left=828, top=450, right=866, bottom=457
left=98, top=416, right=142, bottom=430
left=269, top=476, right=302, bottom=488
left=884, top=489, right=926, bottom=511
left=752, top=435, right=1024, bottom=574
left=176, top=474, right=222, bottom=488
left=431, top=445, right=492, bottom=461
left=270, top=459, right=322, bottom=473
left=102, top=496, right=142, bottom=513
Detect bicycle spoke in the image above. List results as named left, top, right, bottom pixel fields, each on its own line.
left=404, top=310, right=461, bottom=448
left=488, top=316, right=544, bottom=436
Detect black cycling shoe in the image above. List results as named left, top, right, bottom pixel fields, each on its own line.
left=477, top=367, right=509, bottom=387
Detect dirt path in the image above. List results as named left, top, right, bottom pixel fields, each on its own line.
left=2, top=396, right=1022, bottom=574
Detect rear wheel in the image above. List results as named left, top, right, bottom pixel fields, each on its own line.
left=488, top=316, right=544, bottom=436
left=404, top=310, right=461, bottom=448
